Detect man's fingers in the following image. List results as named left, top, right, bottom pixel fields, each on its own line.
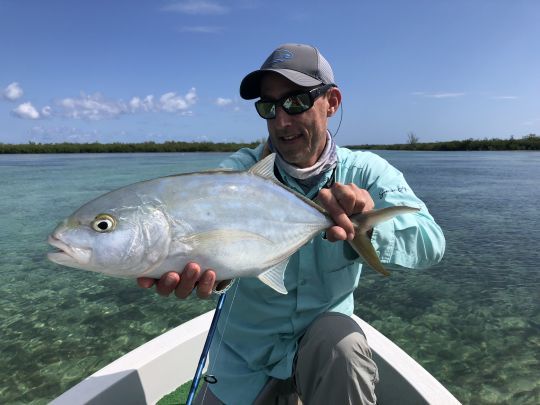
left=325, top=225, right=348, bottom=242
left=196, top=269, right=216, bottom=299
left=172, top=263, right=216, bottom=299
left=333, top=182, right=374, bottom=214
left=156, top=272, right=181, bottom=296
left=331, top=183, right=356, bottom=214
left=174, top=262, right=201, bottom=299
left=138, top=263, right=219, bottom=300
left=137, top=277, right=156, bottom=288
left=317, top=188, right=355, bottom=239
left=318, top=183, right=376, bottom=242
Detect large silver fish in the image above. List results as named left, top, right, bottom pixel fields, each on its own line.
left=47, top=154, right=419, bottom=294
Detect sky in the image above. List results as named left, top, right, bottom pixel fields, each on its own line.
left=1, top=0, right=539, bottom=146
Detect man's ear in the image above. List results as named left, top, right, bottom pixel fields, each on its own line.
left=327, top=87, right=342, bottom=117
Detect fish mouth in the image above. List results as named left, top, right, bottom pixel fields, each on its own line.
left=47, top=235, right=91, bottom=266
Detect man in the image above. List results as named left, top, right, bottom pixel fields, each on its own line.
left=138, top=43, right=445, bottom=404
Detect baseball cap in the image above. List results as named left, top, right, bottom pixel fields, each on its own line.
left=240, top=43, right=336, bottom=100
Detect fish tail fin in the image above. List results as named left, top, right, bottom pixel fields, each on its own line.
left=349, top=206, right=420, bottom=277
left=347, top=232, right=390, bottom=277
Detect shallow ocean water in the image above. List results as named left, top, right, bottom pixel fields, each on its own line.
left=0, top=151, right=538, bottom=404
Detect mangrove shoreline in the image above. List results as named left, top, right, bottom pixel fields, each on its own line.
left=0, top=135, right=538, bottom=154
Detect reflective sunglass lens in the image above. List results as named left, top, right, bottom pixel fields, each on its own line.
left=283, top=94, right=311, bottom=114
left=256, top=102, right=276, bottom=118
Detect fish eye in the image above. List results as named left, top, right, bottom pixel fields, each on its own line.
left=91, top=214, right=117, bottom=233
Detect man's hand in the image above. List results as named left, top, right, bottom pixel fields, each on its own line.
left=137, top=262, right=217, bottom=299
left=316, top=183, right=374, bottom=242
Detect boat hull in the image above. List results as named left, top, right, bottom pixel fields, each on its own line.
left=51, top=312, right=461, bottom=405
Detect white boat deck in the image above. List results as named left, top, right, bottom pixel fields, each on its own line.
left=51, top=312, right=461, bottom=404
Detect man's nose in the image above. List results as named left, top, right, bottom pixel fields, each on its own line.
left=273, top=106, right=291, bottom=128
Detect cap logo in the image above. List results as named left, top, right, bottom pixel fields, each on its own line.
left=269, top=49, right=293, bottom=65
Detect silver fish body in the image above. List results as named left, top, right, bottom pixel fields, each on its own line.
left=48, top=154, right=419, bottom=294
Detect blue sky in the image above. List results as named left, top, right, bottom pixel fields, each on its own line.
left=1, top=0, right=539, bottom=146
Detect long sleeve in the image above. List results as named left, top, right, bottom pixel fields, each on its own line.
left=337, top=149, right=445, bottom=270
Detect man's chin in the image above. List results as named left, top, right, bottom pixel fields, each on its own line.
left=277, top=149, right=304, bottom=165
left=272, top=139, right=315, bottom=167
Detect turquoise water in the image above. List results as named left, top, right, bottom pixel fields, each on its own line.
left=0, top=151, right=538, bottom=404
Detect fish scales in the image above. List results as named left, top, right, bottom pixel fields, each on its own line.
left=156, top=171, right=332, bottom=279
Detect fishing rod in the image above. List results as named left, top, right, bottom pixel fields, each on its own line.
left=185, top=291, right=227, bottom=405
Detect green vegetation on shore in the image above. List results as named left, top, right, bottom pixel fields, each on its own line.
left=0, top=135, right=537, bottom=154
left=0, top=141, right=260, bottom=154
left=346, top=134, right=539, bottom=151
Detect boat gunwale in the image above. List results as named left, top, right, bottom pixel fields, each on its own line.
left=51, top=312, right=461, bottom=405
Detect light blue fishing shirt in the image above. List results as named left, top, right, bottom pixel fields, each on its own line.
left=207, top=145, right=445, bottom=404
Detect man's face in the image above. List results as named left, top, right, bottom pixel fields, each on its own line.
left=260, top=73, right=330, bottom=168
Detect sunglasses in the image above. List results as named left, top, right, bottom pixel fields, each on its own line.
left=255, top=84, right=335, bottom=119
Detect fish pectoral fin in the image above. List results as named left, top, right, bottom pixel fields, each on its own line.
left=348, top=233, right=390, bottom=277
left=258, top=259, right=289, bottom=294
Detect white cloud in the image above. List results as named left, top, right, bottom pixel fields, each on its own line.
left=412, top=91, right=466, bottom=99
left=129, top=95, right=155, bottom=112
left=13, top=102, right=40, bottom=119
left=492, top=96, right=518, bottom=100
left=185, top=88, right=197, bottom=104
left=3, top=82, right=24, bottom=101
left=179, top=25, right=224, bottom=33
left=160, top=92, right=188, bottom=112
left=55, top=88, right=197, bottom=119
left=431, top=93, right=466, bottom=98
left=41, top=106, right=52, bottom=117
left=159, top=88, right=197, bottom=112
left=59, top=93, right=127, bottom=120
left=215, top=97, right=233, bottom=106
left=215, top=97, right=242, bottom=112
left=162, top=1, right=228, bottom=14
left=8, top=89, right=198, bottom=121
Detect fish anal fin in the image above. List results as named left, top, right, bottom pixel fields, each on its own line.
left=258, top=259, right=289, bottom=294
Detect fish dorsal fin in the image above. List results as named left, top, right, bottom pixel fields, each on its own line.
left=248, top=153, right=278, bottom=181
left=248, top=153, right=328, bottom=217
left=257, top=258, right=289, bottom=294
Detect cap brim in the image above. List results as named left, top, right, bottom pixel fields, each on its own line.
left=240, top=68, right=323, bottom=100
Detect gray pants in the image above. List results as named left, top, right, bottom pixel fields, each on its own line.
left=195, top=312, right=379, bottom=404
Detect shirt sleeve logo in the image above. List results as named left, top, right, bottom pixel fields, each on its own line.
left=379, top=185, right=408, bottom=199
